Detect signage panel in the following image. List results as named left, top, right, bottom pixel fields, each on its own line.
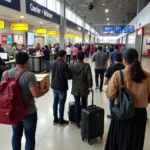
left=0, top=21, right=5, bottom=28
left=10, top=23, right=28, bottom=31
left=35, top=28, right=47, bottom=34
left=1, top=33, right=13, bottom=44
left=47, top=30, right=57, bottom=36
left=103, top=26, right=114, bottom=33
left=0, top=0, right=20, bottom=11
left=26, top=0, right=60, bottom=24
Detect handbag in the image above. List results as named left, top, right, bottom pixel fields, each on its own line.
left=112, top=71, right=135, bottom=120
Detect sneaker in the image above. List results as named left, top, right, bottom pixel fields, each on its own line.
left=53, top=118, right=59, bottom=125
left=75, top=123, right=80, bottom=129
left=59, top=119, right=69, bottom=125
left=95, top=87, right=99, bottom=91
left=107, top=115, right=112, bottom=119
left=100, top=89, right=103, bottom=92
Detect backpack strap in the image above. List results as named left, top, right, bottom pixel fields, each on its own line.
left=120, top=71, right=125, bottom=87
left=4, top=70, right=9, bottom=81
left=15, top=70, right=26, bottom=82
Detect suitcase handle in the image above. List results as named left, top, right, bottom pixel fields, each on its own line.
left=88, top=105, right=96, bottom=109
left=92, top=91, right=94, bottom=106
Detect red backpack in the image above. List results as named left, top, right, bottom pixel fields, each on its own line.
left=0, top=70, right=30, bottom=125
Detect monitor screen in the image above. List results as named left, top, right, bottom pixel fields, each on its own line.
left=115, top=26, right=123, bottom=33
left=29, top=48, right=36, bottom=55
left=103, top=26, right=114, bottom=33
left=0, top=53, right=8, bottom=61
left=27, top=32, right=35, bottom=46
left=146, top=38, right=150, bottom=45
left=124, top=26, right=134, bottom=33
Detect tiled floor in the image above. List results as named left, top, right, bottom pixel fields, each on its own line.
left=0, top=57, right=150, bottom=150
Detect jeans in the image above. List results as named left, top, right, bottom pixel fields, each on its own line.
left=66, top=55, right=71, bottom=64
left=85, top=50, right=89, bottom=57
left=12, top=112, right=37, bottom=150
left=90, top=52, right=94, bottom=58
left=95, top=69, right=105, bottom=90
left=109, top=100, right=114, bottom=116
left=53, top=90, right=67, bottom=121
left=74, top=95, right=88, bottom=124
left=73, top=55, right=77, bottom=63
left=44, top=60, right=50, bottom=72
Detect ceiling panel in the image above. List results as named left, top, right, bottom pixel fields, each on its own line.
left=69, top=0, right=150, bottom=35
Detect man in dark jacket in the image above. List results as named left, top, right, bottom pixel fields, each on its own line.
left=43, top=45, right=50, bottom=73
left=70, top=52, right=93, bottom=128
left=51, top=50, right=71, bottom=125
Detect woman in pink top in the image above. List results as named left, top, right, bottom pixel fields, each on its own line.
left=72, top=44, right=79, bottom=63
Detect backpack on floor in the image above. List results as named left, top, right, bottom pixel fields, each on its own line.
left=0, top=70, right=30, bottom=125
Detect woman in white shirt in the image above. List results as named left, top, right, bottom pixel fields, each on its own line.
left=66, top=45, right=72, bottom=64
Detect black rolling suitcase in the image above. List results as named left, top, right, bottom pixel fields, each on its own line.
left=81, top=91, right=104, bottom=145
left=68, top=102, right=82, bottom=122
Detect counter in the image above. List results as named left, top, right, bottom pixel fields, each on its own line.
left=5, top=54, right=55, bottom=73
left=29, top=54, right=55, bottom=73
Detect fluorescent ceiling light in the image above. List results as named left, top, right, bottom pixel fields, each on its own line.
left=102, top=4, right=105, bottom=6
left=107, top=18, right=109, bottom=21
left=20, top=16, right=24, bottom=19
left=105, top=9, right=109, bottom=13
left=108, top=23, right=110, bottom=25
left=40, top=22, right=43, bottom=24
left=56, top=26, right=59, bottom=28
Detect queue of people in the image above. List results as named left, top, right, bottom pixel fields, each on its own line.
left=0, top=41, right=149, bottom=150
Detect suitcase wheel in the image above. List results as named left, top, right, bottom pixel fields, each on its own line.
left=88, top=141, right=91, bottom=145
left=82, top=137, right=84, bottom=141
left=100, top=136, right=103, bottom=140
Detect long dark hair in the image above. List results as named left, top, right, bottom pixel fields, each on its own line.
left=123, top=48, right=147, bottom=83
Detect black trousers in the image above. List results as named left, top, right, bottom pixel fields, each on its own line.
left=73, top=55, right=77, bottom=63
left=95, top=69, right=105, bottom=90
left=66, top=55, right=71, bottom=64
left=74, top=95, right=88, bottom=124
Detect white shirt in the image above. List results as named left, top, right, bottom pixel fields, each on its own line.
left=66, top=47, right=72, bottom=55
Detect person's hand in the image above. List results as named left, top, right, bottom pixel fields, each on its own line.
left=44, top=82, right=49, bottom=92
left=88, top=88, right=93, bottom=93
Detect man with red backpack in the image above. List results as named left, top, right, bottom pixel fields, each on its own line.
left=1, top=52, right=49, bottom=150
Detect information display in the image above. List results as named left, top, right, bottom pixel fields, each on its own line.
left=0, top=21, right=5, bottom=28
left=115, top=26, right=123, bottom=33
left=35, top=28, right=47, bottom=34
left=13, top=35, right=24, bottom=45
left=124, top=26, right=134, bottom=33
left=103, top=26, right=114, bottom=33
left=1, top=34, right=13, bottom=44
left=146, top=38, right=150, bottom=45
left=27, top=32, right=35, bottom=46
left=11, top=23, right=28, bottom=31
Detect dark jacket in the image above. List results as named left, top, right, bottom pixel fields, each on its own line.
left=51, top=59, right=71, bottom=91
left=43, top=49, right=50, bottom=60
left=70, top=62, right=93, bottom=96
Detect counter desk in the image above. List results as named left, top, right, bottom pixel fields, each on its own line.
left=5, top=54, right=55, bottom=73
left=29, top=54, right=55, bottom=73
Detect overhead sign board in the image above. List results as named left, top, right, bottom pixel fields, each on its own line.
left=0, top=0, right=21, bottom=11
left=35, top=28, right=47, bottom=34
left=0, top=21, right=5, bottom=28
left=26, top=0, right=60, bottom=24
left=47, top=30, right=57, bottom=36
left=10, top=23, right=29, bottom=31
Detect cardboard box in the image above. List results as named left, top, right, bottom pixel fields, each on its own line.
left=35, top=74, right=50, bottom=90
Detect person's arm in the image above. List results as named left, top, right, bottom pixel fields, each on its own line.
left=104, top=67, right=111, bottom=85
left=106, top=72, right=119, bottom=100
left=87, top=64, right=93, bottom=92
left=92, top=53, right=95, bottom=62
left=28, top=74, right=49, bottom=98
left=104, top=54, right=108, bottom=70
left=64, top=64, right=72, bottom=80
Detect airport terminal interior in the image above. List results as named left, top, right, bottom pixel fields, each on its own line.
left=0, top=0, right=150, bottom=150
